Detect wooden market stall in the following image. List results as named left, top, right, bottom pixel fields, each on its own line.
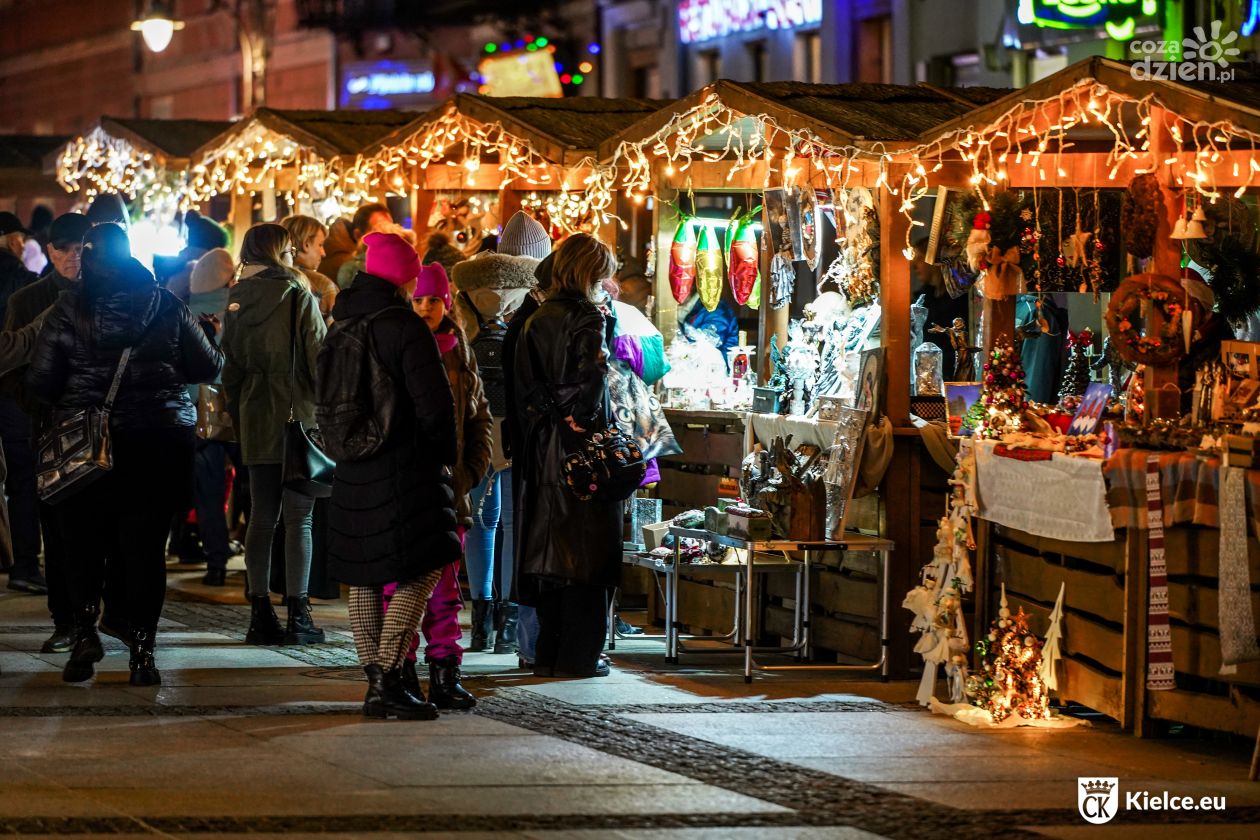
left=52, top=117, right=231, bottom=218
left=353, top=93, right=668, bottom=245
left=186, top=107, right=420, bottom=243
left=595, top=80, right=1007, bottom=671
left=904, top=57, right=1260, bottom=738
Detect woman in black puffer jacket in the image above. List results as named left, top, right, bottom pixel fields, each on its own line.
left=27, top=223, right=223, bottom=686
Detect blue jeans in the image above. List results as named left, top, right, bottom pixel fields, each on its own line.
left=465, top=467, right=514, bottom=601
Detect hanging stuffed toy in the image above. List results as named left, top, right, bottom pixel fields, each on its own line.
left=727, top=210, right=761, bottom=306
left=965, top=211, right=992, bottom=272
left=668, top=221, right=697, bottom=304
left=696, top=225, right=724, bottom=312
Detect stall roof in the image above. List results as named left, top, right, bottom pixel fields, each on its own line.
left=919, top=57, right=1260, bottom=148
left=597, top=80, right=1010, bottom=159
left=0, top=134, right=69, bottom=170
left=193, top=108, right=421, bottom=162
left=98, top=118, right=234, bottom=162
left=363, top=95, right=671, bottom=167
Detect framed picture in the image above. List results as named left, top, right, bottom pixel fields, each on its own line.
left=926, top=186, right=965, bottom=264
left=944, top=382, right=984, bottom=438
left=812, top=394, right=845, bottom=421
left=1067, top=382, right=1114, bottom=436
left=855, top=348, right=885, bottom=421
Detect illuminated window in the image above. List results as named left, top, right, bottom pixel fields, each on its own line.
left=794, top=30, right=821, bottom=83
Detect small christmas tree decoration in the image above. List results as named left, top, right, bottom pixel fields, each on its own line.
left=976, top=340, right=1026, bottom=438
left=966, top=584, right=1052, bottom=723
left=1058, top=328, right=1094, bottom=404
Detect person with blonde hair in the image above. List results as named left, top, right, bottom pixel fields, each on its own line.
left=280, top=215, right=338, bottom=320
left=512, top=233, right=619, bottom=678
left=221, top=223, right=327, bottom=646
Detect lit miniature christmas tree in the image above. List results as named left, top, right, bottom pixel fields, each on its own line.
left=1058, top=328, right=1094, bottom=405
left=966, top=585, right=1051, bottom=723
left=976, top=340, right=1026, bottom=438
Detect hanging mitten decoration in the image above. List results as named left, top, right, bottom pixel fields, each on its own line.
left=696, top=225, right=724, bottom=312
left=728, top=211, right=761, bottom=306
left=668, top=221, right=697, bottom=304
left=770, top=253, right=795, bottom=310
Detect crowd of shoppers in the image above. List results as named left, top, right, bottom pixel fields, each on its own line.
left=0, top=200, right=632, bottom=717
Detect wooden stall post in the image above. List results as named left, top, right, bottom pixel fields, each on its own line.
left=1146, top=106, right=1183, bottom=420
left=878, top=170, right=911, bottom=427
left=758, top=201, right=789, bottom=384
left=653, top=180, right=680, bottom=346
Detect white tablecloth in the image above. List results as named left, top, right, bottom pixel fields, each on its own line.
left=744, top=413, right=838, bottom=454
left=974, top=440, right=1115, bottom=543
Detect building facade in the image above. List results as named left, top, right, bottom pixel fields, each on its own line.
left=600, top=0, right=1260, bottom=98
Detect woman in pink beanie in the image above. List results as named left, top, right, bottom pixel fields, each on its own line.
left=321, top=231, right=463, bottom=720
left=385, top=260, right=492, bottom=709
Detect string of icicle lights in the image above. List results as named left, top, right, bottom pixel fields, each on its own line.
left=56, top=127, right=189, bottom=220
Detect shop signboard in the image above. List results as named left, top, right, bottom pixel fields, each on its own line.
left=678, top=0, right=823, bottom=45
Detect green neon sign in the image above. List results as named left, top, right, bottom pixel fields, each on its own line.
left=1018, top=0, right=1160, bottom=41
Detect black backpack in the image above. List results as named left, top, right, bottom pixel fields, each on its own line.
left=460, top=291, right=508, bottom=417
left=315, top=309, right=396, bottom=462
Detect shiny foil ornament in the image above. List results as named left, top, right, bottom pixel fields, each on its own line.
left=728, top=217, right=760, bottom=306
left=668, top=222, right=697, bottom=304
left=696, top=225, right=724, bottom=312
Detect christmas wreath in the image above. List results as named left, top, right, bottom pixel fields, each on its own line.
left=1104, top=272, right=1202, bottom=366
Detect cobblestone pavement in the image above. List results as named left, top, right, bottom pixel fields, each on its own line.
left=0, top=570, right=1257, bottom=839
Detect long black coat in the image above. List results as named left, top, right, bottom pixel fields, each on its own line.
left=26, top=257, right=223, bottom=431
left=323, top=273, right=461, bottom=587
left=513, top=289, right=621, bottom=599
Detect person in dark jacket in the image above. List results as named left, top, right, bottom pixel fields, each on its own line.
left=500, top=252, right=551, bottom=668
left=321, top=231, right=461, bottom=720
left=3, top=212, right=93, bottom=650
left=513, top=233, right=620, bottom=679
left=402, top=261, right=492, bottom=709
left=26, top=223, right=223, bottom=686
left=221, top=224, right=328, bottom=647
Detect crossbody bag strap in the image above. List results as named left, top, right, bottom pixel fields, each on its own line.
left=102, top=347, right=133, bottom=411
left=287, top=290, right=298, bottom=422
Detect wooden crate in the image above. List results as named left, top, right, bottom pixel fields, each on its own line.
left=655, top=410, right=745, bottom=518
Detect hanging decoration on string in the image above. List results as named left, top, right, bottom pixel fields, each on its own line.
left=956, top=191, right=1028, bottom=300
left=727, top=207, right=761, bottom=306
left=668, top=219, right=698, bottom=304
left=696, top=225, right=725, bottom=312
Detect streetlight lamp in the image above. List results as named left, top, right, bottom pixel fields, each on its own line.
left=130, top=1, right=185, bottom=54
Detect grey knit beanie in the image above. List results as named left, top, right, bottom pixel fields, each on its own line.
left=497, top=211, right=552, bottom=259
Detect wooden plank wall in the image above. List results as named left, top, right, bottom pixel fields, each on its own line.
left=985, top=524, right=1260, bottom=737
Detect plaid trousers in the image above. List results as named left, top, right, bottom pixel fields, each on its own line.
left=349, top=569, right=443, bottom=669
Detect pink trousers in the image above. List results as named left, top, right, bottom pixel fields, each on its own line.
left=382, top=530, right=465, bottom=664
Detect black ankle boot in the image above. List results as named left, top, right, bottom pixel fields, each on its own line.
left=401, top=659, right=425, bottom=702
left=283, top=596, right=325, bottom=645
left=469, top=599, right=494, bottom=652
left=245, top=594, right=285, bottom=645
left=493, top=603, right=519, bottom=654
left=428, top=655, right=476, bottom=709
left=128, top=629, right=161, bottom=687
left=362, top=664, right=439, bottom=720
left=63, top=605, right=104, bottom=683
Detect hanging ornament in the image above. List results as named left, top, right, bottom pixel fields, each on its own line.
left=770, top=253, right=794, bottom=310
left=965, top=211, right=992, bottom=272
left=668, top=221, right=697, bottom=304
left=799, top=187, right=819, bottom=271
left=727, top=209, right=761, bottom=306
left=696, top=225, right=724, bottom=312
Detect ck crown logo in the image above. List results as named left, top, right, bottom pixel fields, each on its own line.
left=1131, top=20, right=1241, bottom=82
left=1078, top=777, right=1119, bottom=824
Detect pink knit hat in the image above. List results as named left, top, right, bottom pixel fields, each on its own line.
left=363, top=231, right=419, bottom=287
left=412, top=261, right=452, bottom=309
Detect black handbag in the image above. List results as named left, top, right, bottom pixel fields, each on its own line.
left=527, top=342, right=645, bottom=503
left=36, top=346, right=132, bottom=505
left=280, top=292, right=334, bottom=497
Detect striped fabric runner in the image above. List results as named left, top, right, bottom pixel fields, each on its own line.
left=1146, top=455, right=1175, bottom=691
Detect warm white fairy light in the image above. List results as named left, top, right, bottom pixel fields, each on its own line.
left=56, top=126, right=188, bottom=221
